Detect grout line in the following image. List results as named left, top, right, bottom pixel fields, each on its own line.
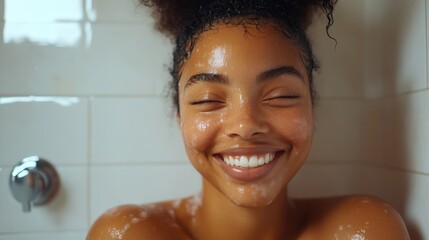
left=0, top=163, right=87, bottom=168
left=0, top=93, right=164, bottom=98
left=360, top=162, right=429, bottom=177
left=89, top=161, right=191, bottom=167
left=426, top=0, right=429, bottom=89
left=305, top=161, right=429, bottom=176
left=380, top=88, right=429, bottom=100
left=86, top=96, right=92, bottom=228
left=314, top=96, right=365, bottom=101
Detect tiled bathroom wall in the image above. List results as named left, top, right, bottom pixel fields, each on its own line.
left=0, top=0, right=428, bottom=239
left=361, top=0, right=429, bottom=238
left=295, top=0, right=429, bottom=239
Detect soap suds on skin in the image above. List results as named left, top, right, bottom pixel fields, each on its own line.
left=198, top=121, right=209, bottom=131
left=110, top=227, right=127, bottom=240
left=106, top=207, right=154, bottom=239
left=351, top=233, right=366, bottom=240
left=185, top=192, right=202, bottom=226
left=140, top=210, right=149, bottom=219
left=186, top=193, right=202, bottom=217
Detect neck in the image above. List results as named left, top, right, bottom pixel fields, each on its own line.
left=190, top=180, right=297, bottom=240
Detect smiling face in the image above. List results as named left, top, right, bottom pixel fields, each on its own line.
left=178, top=23, right=313, bottom=207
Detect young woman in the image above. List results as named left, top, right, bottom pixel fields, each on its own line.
left=87, top=0, right=410, bottom=239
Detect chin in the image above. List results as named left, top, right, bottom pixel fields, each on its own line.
left=225, top=181, right=284, bottom=208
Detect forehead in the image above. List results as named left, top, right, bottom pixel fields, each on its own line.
left=180, top=23, right=306, bottom=80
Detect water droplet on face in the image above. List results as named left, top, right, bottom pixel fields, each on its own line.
left=198, top=121, right=209, bottom=131
left=208, top=46, right=227, bottom=68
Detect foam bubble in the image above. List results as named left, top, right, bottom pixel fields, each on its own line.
left=351, top=234, right=365, bottom=240
left=109, top=224, right=131, bottom=240
left=140, top=210, right=149, bottom=219
left=186, top=193, right=202, bottom=217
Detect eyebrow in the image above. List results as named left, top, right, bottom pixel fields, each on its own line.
left=257, top=66, right=304, bottom=82
left=183, top=66, right=304, bottom=90
left=184, top=73, right=229, bottom=89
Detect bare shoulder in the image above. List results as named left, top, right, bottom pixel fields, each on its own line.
left=297, top=195, right=410, bottom=240
left=86, top=203, right=191, bottom=240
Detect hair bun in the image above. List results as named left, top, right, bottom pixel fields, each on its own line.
left=141, top=0, right=336, bottom=38
left=141, top=0, right=203, bottom=38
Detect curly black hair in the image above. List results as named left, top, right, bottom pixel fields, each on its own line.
left=141, top=0, right=337, bottom=115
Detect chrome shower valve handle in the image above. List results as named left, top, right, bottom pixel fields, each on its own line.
left=9, top=156, right=60, bottom=212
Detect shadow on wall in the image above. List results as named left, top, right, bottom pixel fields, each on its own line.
left=363, top=0, right=425, bottom=239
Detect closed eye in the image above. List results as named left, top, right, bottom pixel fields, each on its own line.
left=265, top=95, right=300, bottom=101
left=263, top=95, right=301, bottom=107
left=190, top=99, right=224, bottom=105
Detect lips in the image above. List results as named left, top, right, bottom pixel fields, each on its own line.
left=214, top=148, right=283, bottom=182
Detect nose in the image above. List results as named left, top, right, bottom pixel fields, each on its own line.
left=224, top=100, right=269, bottom=139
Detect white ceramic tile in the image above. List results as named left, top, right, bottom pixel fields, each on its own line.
left=0, top=98, right=88, bottom=165
left=89, top=163, right=201, bottom=223
left=364, top=0, right=427, bottom=98
left=91, top=97, right=186, bottom=164
left=404, top=172, right=429, bottom=240
left=3, top=0, right=83, bottom=23
left=427, top=0, right=429, bottom=90
left=0, top=24, right=85, bottom=95
left=91, top=0, right=148, bottom=23
left=362, top=99, right=384, bottom=163
left=383, top=90, right=429, bottom=173
left=0, top=166, right=88, bottom=233
left=308, top=99, right=363, bottom=163
left=0, top=231, right=87, bottom=240
left=358, top=166, right=409, bottom=212
left=0, top=22, right=171, bottom=96
left=307, top=0, right=364, bottom=99
left=289, top=163, right=364, bottom=198
left=82, top=23, right=172, bottom=96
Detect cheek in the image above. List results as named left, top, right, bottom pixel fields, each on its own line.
left=180, top=115, right=218, bottom=154
left=276, top=110, right=313, bottom=150
left=291, top=114, right=313, bottom=143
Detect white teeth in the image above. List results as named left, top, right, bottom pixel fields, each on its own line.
left=239, top=156, right=249, bottom=167
left=258, top=157, right=265, bottom=165
left=249, top=156, right=258, bottom=167
left=234, top=158, right=240, bottom=166
left=222, top=153, right=275, bottom=168
left=264, top=154, right=270, bottom=164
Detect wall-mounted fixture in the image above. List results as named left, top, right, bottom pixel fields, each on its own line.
left=9, top=156, right=60, bottom=212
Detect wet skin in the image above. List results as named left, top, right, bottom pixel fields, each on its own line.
left=87, top=23, right=410, bottom=240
